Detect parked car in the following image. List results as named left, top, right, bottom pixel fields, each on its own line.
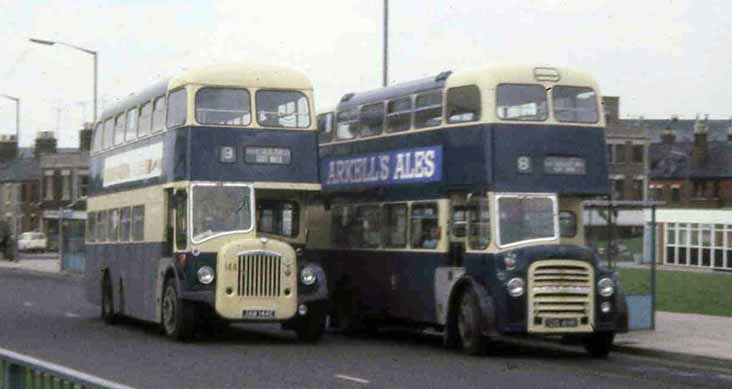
left=17, top=232, right=47, bottom=252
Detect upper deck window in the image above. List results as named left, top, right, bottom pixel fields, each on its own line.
left=196, top=88, right=251, bottom=126
left=138, top=101, right=152, bottom=137
left=125, top=108, right=138, bottom=141
left=103, top=118, right=114, bottom=149
left=359, top=103, right=384, bottom=137
left=446, top=85, right=481, bottom=123
left=336, top=107, right=359, bottom=140
left=317, top=112, right=334, bottom=144
left=166, top=88, right=187, bottom=128
left=256, top=90, right=310, bottom=128
left=414, top=90, right=443, bottom=129
left=152, top=96, right=166, bottom=132
left=386, top=97, right=412, bottom=133
left=114, top=113, right=125, bottom=145
left=552, top=86, right=599, bottom=123
left=496, top=84, right=548, bottom=121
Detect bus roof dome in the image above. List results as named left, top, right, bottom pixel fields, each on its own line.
left=446, top=64, right=599, bottom=90
left=169, top=63, right=313, bottom=91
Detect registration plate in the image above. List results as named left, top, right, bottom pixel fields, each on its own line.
left=545, top=318, right=578, bottom=328
left=243, top=310, right=275, bottom=319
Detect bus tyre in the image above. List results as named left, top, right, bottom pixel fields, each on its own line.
left=457, top=288, right=487, bottom=356
left=101, top=273, right=117, bottom=325
left=161, top=279, right=195, bottom=341
left=295, top=305, right=326, bottom=343
left=584, top=332, right=614, bottom=358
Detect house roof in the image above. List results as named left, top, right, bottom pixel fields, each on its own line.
left=623, top=118, right=731, bottom=143
left=650, top=140, right=732, bottom=179
left=0, top=157, right=41, bottom=183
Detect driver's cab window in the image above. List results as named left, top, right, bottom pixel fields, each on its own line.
left=257, top=200, right=299, bottom=238
left=467, top=196, right=491, bottom=250
left=451, top=205, right=469, bottom=239
left=174, top=190, right=188, bottom=251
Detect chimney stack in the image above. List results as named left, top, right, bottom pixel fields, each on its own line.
left=34, top=131, right=57, bottom=157
left=0, top=134, right=19, bottom=163
left=692, top=114, right=708, bottom=167
left=662, top=116, right=677, bottom=144
left=602, top=96, right=619, bottom=125
left=79, top=122, right=93, bottom=152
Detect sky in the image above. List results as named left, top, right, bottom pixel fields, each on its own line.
left=1, top=0, right=731, bottom=147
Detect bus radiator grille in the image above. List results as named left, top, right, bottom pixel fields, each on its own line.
left=237, top=253, right=282, bottom=297
left=527, top=260, right=594, bottom=333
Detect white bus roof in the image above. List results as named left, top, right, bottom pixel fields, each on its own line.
left=169, top=63, right=313, bottom=91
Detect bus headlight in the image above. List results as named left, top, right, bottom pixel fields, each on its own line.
left=507, top=277, right=525, bottom=297
left=197, top=266, right=215, bottom=285
left=301, top=267, right=317, bottom=286
left=598, top=278, right=614, bottom=297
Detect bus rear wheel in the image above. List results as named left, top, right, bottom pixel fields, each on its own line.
left=101, top=273, right=117, bottom=325
left=161, top=278, right=196, bottom=341
left=584, top=332, right=614, bottom=358
left=457, top=288, right=487, bottom=356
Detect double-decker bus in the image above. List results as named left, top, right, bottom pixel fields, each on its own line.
left=84, top=64, right=328, bottom=342
left=310, top=65, right=628, bottom=356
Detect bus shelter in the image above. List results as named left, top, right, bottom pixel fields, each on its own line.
left=58, top=199, right=86, bottom=273
left=583, top=200, right=664, bottom=331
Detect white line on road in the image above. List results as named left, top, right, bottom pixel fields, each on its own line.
left=335, top=374, right=370, bottom=384
left=64, top=312, right=80, bottom=318
left=23, top=301, right=33, bottom=307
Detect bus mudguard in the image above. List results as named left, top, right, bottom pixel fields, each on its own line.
left=297, top=262, right=328, bottom=304
left=446, top=275, right=499, bottom=344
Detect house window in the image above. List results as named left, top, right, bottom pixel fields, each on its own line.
left=632, top=179, right=644, bottom=200
left=78, top=175, right=89, bottom=198
left=692, top=180, right=707, bottom=199
left=44, top=171, right=54, bottom=201
left=61, top=170, right=71, bottom=201
left=650, top=185, right=664, bottom=201
left=632, top=145, right=644, bottom=164
left=615, top=144, right=626, bottom=164
left=671, top=186, right=681, bottom=203
left=611, top=179, right=624, bottom=200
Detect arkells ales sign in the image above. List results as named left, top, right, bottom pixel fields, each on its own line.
left=322, top=145, right=442, bottom=188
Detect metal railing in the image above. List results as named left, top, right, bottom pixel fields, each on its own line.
left=1, top=347, right=133, bottom=389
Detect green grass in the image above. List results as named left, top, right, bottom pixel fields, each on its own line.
left=617, top=268, right=732, bottom=317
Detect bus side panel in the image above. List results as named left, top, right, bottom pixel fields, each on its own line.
left=318, top=248, right=444, bottom=324
left=83, top=242, right=163, bottom=322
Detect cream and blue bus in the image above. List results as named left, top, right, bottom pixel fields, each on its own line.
left=311, top=65, right=628, bottom=356
left=85, top=64, right=328, bottom=342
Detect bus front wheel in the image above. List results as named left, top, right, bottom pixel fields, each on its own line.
left=101, top=273, right=117, bottom=325
left=584, top=332, right=614, bottom=358
left=457, top=288, right=488, bottom=356
left=295, top=303, right=327, bottom=343
left=161, top=278, right=196, bottom=341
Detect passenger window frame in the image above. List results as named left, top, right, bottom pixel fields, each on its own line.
left=446, top=85, right=481, bottom=124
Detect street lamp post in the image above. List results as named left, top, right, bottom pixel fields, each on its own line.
left=29, top=38, right=98, bottom=123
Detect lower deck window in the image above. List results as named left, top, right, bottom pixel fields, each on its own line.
left=384, top=204, right=408, bottom=247
left=132, top=205, right=145, bottom=241
left=411, top=203, right=439, bottom=249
